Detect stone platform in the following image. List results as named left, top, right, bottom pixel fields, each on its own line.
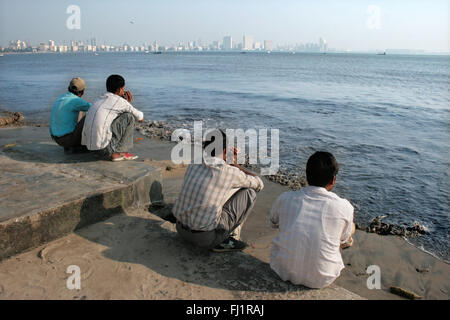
left=0, top=126, right=162, bottom=260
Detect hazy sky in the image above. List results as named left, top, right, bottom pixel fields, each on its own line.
left=0, top=0, right=449, bottom=52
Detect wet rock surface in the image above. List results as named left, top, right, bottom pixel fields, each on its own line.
left=357, top=215, right=428, bottom=238
left=136, top=120, right=173, bottom=141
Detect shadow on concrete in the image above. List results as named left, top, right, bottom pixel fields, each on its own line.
left=0, top=190, right=128, bottom=261
left=74, top=193, right=127, bottom=231
left=74, top=197, right=312, bottom=295
left=2, top=142, right=101, bottom=164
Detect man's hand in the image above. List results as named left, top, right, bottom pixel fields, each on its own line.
left=229, top=147, right=258, bottom=176
left=123, top=90, right=133, bottom=103
left=232, top=147, right=239, bottom=165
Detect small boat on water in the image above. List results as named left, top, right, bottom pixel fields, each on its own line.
left=377, top=51, right=386, bottom=55
left=152, top=51, right=162, bottom=54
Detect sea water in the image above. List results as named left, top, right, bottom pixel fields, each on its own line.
left=0, top=52, right=448, bottom=261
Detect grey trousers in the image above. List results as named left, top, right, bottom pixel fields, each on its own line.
left=176, top=188, right=257, bottom=249
left=98, top=112, right=135, bottom=157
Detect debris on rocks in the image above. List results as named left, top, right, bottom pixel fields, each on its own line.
left=390, top=286, right=422, bottom=300
left=364, top=215, right=428, bottom=238
left=136, top=120, right=173, bottom=141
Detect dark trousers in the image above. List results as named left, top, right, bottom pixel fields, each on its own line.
left=52, top=117, right=85, bottom=148
left=176, top=188, right=257, bottom=249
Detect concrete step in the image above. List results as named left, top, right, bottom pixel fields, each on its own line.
left=0, top=127, right=162, bottom=260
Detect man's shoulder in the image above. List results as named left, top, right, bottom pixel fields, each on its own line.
left=54, top=92, right=71, bottom=103
left=277, top=190, right=302, bottom=203
left=327, top=192, right=354, bottom=216
left=92, top=93, right=116, bottom=107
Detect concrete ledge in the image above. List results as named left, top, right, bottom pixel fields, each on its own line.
left=0, top=128, right=163, bottom=260
left=0, top=187, right=132, bottom=260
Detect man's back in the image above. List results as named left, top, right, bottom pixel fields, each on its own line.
left=82, top=92, right=143, bottom=150
left=269, top=186, right=354, bottom=288
left=173, top=157, right=264, bottom=231
left=50, top=92, right=90, bottom=137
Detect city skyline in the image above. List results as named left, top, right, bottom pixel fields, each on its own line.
left=0, top=0, right=449, bottom=53
left=2, top=34, right=331, bottom=54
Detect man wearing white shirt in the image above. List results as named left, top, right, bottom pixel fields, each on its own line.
left=82, top=75, right=144, bottom=161
left=269, top=151, right=355, bottom=289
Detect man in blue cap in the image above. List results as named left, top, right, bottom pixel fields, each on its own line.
left=50, top=77, right=91, bottom=153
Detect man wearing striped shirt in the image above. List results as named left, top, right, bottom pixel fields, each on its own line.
left=173, top=129, right=264, bottom=252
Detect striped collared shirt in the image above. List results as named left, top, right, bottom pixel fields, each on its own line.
left=173, top=157, right=264, bottom=231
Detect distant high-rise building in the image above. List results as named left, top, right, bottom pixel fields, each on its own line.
left=39, top=42, right=49, bottom=52
left=319, top=37, right=327, bottom=52
left=10, top=40, right=27, bottom=50
left=243, top=35, right=253, bottom=50
left=264, top=40, right=273, bottom=51
left=211, top=40, right=220, bottom=50
left=152, top=41, right=159, bottom=52
left=223, top=36, right=233, bottom=50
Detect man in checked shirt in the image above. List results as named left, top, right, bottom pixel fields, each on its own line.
left=172, top=129, right=264, bottom=252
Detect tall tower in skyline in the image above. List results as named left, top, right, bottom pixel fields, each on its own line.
left=319, top=37, right=327, bottom=52
left=243, top=35, right=253, bottom=50
left=223, top=36, right=232, bottom=50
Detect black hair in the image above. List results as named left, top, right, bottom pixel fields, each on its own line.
left=203, top=129, right=227, bottom=157
left=106, top=74, right=125, bottom=93
left=68, top=86, right=84, bottom=96
left=306, top=151, right=339, bottom=187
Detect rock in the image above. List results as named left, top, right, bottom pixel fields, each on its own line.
left=363, top=216, right=428, bottom=239
left=390, top=286, right=422, bottom=300
left=415, top=267, right=430, bottom=274
left=0, top=111, right=24, bottom=127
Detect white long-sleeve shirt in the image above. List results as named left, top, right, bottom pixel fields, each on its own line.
left=82, top=92, right=144, bottom=150
left=269, top=186, right=354, bottom=289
